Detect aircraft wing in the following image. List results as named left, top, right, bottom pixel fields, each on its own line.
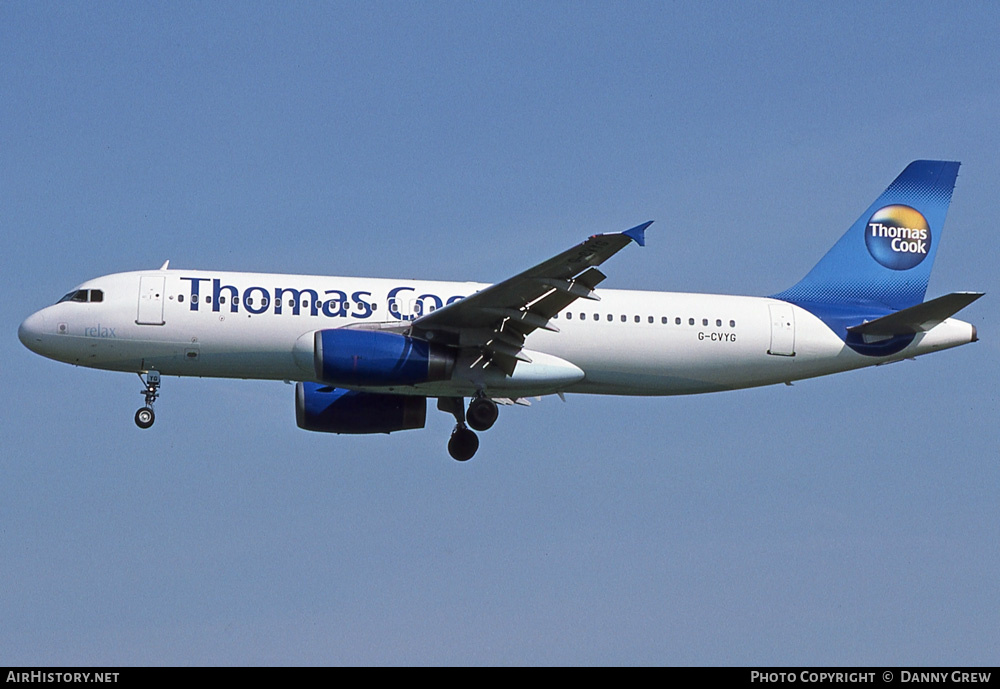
left=408, top=221, right=652, bottom=375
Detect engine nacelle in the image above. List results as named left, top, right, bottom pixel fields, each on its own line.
left=312, top=329, right=455, bottom=387
left=296, top=382, right=426, bottom=434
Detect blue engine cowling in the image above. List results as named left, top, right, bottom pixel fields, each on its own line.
left=296, top=382, right=426, bottom=434
left=313, top=329, right=455, bottom=386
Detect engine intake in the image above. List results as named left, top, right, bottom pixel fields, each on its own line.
left=296, top=382, right=426, bottom=434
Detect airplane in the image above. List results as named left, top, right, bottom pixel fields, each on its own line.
left=18, top=160, right=982, bottom=461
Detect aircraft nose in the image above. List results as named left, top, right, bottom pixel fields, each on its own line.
left=18, top=310, right=47, bottom=354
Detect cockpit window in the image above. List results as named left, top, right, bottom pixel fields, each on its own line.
left=56, top=289, right=103, bottom=304
left=58, top=290, right=87, bottom=303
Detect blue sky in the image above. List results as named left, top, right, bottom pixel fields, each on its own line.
left=2, top=1, right=997, bottom=665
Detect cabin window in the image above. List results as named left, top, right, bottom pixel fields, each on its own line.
left=730, top=320, right=736, bottom=327
left=566, top=312, right=572, bottom=320
left=688, top=318, right=694, bottom=325
left=621, top=314, right=627, bottom=322
left=233, top=296, right=240, bottom=305
left=593, top=313, right=599, bottom=321
left=634, top=315, right=640, bottom=323
left=219, top=296, right=226, bottom=304
left=192, top=294, right=199, bottom=304
left=716, top=319, right=722, bottom=327
left=648, top=316, right=653, bottom=324
left=178, top=294, right=184, bottom=303
left=205, top=296, right=212, bottom=304
left=702, top=318, right=708, bottom=326
left=607, top=314, right=613, bottom=322
left=662, top=316, right=668, bottom=324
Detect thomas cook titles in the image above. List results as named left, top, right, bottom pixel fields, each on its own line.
left=864, top=204, right=932, bottom=270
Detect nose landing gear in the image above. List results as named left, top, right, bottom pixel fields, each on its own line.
left=135, top=370, right=160, bottom=429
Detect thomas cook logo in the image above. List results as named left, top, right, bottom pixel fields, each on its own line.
left=865, top=205, right=931, bottom=270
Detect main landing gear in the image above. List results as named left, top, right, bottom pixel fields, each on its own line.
left=467, top=396, right=499, bottom=432
left=439, top=394, right=499, bottom=461
left=448, top=425, right=479, bottom=462
left=134, top=370, right=160, bottom=429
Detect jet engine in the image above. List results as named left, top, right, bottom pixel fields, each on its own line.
left=310, top=329, right=455, bottom=386
left=295, top=382, right=426, bottom=434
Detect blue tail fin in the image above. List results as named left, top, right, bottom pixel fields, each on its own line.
left=772, top=160, right=960, bottom=312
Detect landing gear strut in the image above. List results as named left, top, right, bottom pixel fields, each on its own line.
left=438, top=397, right=479, bottom=461
left=135, top=370, right=160, bottom=429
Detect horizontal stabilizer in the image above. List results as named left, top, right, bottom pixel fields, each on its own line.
left=847, top=292, right=984, bottom=336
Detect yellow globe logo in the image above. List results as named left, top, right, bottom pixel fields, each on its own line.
left=864, top=205, right=931, bottom=270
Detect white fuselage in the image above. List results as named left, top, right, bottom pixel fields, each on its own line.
left=18, top=268, right=976, bottom=399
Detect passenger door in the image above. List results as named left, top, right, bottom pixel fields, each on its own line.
left=136, top=276, right=165, bottom=325
left=767, top=302, right=795, bottom=356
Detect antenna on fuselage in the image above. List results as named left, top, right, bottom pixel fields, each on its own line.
left=159, top=260, right=170, bottom=270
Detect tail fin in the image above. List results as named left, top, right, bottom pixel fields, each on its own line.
left=772, top=160, right=960, bottom=311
